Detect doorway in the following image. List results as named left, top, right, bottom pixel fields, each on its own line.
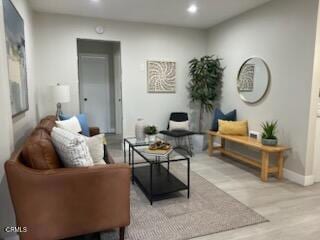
left=77, top=39, right=122, bottom=140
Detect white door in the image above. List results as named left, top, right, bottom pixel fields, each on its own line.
left=79, top=55, right=111, bottom=133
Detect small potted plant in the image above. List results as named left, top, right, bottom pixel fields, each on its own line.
left=144, top=125, right=158, bottom=142
left=261, top=121, right=278, bottom=146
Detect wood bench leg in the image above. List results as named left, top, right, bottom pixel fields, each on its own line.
left=208, top=134, right=213, bottom=156
left=277, top=152, right=284, bottom=180
left=221, top=138, right=226, bottom=156
left=261, top=151, right=269, bottom=182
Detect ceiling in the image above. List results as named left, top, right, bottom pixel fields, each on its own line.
left=28, top=0, right=271, bottom=29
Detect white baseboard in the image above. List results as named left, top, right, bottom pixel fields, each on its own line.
left=283, top=168, right=314, bottom=186
left=314, top=174, right=320, bottom=183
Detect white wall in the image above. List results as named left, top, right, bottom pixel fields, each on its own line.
left=0, top=0, right=37, bottom=148
left=313, top=118, right=320, bottom=182
left=308, top=1, right=320, bottom=183
left=0, top=4, right=15, bottom=237
left=10, top=2, right=37, bottom=149
left=34, top=13, right=208, bottom=137
left=207, top=0, right=318, bottom=178
left=0, top=0, right=36, bottom=238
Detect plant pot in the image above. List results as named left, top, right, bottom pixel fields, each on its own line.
left=147, top=134, right=157, bottom=143
left=261, top=138, right=278, bottom=146
left=192, top=134, right=208, bottom=153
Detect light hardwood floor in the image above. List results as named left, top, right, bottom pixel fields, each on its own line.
left=109, top=147, right=320, bottom=240
left=188, top=153, right=320, bottom=240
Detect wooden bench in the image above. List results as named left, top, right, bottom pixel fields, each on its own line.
left=207, top=131, right=290, bottom=182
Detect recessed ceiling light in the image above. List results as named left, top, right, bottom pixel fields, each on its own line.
left=187, top=4, right=198, bottom=14
left=90, top=0, right=100, bottom=3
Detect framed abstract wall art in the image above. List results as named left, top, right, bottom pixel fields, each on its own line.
left=147, top=61, right=176, bottom=93
left=3, top=0, right=29, bottom=117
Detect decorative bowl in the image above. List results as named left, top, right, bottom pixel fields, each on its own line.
left=149, top=141, right=171, bottom=150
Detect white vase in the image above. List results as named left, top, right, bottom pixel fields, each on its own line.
left=135, top=118, right=146, bottom=142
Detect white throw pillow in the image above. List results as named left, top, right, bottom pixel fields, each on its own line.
left=84, top=134, right=106, bottom=165
left=51, top=127, right=93, bottom=167
left=169, top=120, right=189, bottom=131
left=56, top=116, right=82, bottom=134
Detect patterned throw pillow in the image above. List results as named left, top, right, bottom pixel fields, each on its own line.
left=51, top=127, right=93, bottom=167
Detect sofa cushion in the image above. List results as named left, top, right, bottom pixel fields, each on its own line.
left=84, top=134, right=106, bottom=165
left=51, top=127, right=94, bottom=167
left=22, top=129, right=62, bottom=169
left=211, top=108, right=237, bottom=131
left=60, top=113, right=91, bottom=137
left=29, top=127, right=52, bottom=141
left=160, top=129, right=194, bottom=137
left=169, top=120, right=190, bottom=131
left=56, top=116, right=82, bottom=134
left=36, top=115, right=56, bottom=134
left=218, top=120, right=248, bottom=136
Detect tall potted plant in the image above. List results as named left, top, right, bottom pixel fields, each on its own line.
left=188, top=55, right=224, bottom=151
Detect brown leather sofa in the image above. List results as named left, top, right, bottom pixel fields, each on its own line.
left=5, top=116, right=130, bottom=240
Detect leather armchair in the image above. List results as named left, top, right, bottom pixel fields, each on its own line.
left=5, top=151, right=130, bottom=240
left=89, top=126, right=100, bottom=137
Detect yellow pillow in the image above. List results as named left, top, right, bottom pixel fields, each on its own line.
left=218, top=120, right=248, bottom=136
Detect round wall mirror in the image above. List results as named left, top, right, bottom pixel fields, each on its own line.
left=237, top=57, right=270, bottom=104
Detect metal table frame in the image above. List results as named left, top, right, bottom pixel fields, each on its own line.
left=124, top=137, right=190, bottom=205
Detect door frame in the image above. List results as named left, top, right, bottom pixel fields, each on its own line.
left=76, top=39, right=123, bottom=136
left=78, top=53, right=113, bottom=132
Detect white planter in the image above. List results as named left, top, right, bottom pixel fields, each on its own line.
left=192, top=134, right=208, bottom=153
left=147, top=134, right=157, bottom=143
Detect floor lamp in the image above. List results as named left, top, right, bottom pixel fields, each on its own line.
left=52, top=84, right=70, bottom=120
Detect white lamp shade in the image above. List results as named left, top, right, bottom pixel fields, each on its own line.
left=52, top=85, right=70, bottom=103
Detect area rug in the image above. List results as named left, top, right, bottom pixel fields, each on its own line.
left=101, top=163, right=267, bottom=240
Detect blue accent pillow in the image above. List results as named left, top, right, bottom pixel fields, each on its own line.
left=59, top=113, right=72, bottom=121
left=211, top=108, right=237, bottom=131
left=60, top=113, right=90, bottom=137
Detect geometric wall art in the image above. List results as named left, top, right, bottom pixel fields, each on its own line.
left=147, top=61, right=176, bottom=93
left=3, top=0, right=29, bottom=117
left=237, top=63, right=255, bottom=92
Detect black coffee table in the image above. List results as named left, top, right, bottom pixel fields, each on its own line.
left=124, top=137, right=190, bottom=205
